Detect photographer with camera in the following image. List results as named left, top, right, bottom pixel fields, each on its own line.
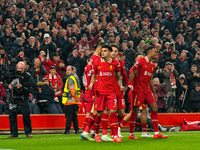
left=5, top=61, right=33, bottom=138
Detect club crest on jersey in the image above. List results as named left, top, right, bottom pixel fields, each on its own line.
left=98, top=66, right=102, bottom=69
left=110, top=65, right=113, bottom=70
left=152, top=67, right=154, bottom=71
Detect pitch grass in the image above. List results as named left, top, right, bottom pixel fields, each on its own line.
left=0, top=131, right=200, bottom=150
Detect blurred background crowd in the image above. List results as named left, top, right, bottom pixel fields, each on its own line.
left=0, top=0, right=200, bottom=114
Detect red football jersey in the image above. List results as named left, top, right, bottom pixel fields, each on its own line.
left=91, top=54, right=101, bottom=68
left=92, top=58, right=120, bottom=95
left=133, top=57, right=155, bottom=92
left=83, top=64, right=94, bottom=94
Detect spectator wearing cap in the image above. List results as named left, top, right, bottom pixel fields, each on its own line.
left=10, top=38, right=24, bottom=58
left=184, top=27, right=193, bottom=46
left=186, top=64, right=200, bottom=92
left=31, top=13, right=39, bottom=28
left=164, top=14, right=176, bottom=37
left=40, top=33, right=57, bottom=60
left=67, top=48, right=83, bottom=79
left=75, top=31, right=103, bottom=51
left=52, top=53, right=66, bottom=79
left=176, top=50, right=193, bottom=75
left=24, top=36, right=40, bottom=64
left=175, top=74, right=188, bottom=112
left=30, top=58, right=47, bottom=97
left=188, top=12, right=197, bottom=29
left=38, top=51, right=54, bottom=74
left=163, top=62, right=179, bottom=112
left=190, top=82, right=200, bottom=112
left=0, top=25, right=16, bottom=56
left=2, top=5, right=12, bottom=22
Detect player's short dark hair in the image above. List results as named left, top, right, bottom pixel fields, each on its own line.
left=146, top=46, right=156, bottom=53
left=101, top=44, right=112, bottom=52
left=110, top=43, right=120, bottom=51
left=134, top=53, right=145, bottom=58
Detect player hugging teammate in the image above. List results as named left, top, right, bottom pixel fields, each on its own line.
left=81, top=44, right=168, bottom=143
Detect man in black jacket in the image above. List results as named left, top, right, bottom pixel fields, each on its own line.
left=190, top=82, right=200, bottom=112
left=40, top=33, right=57, bottom=60
left=5, top=61, right=33, bottom=138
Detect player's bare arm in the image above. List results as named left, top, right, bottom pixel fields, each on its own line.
left=89, top=74, right=96, bottom=90
left=150, top=75, right=158, bottom=101
left=129, top=68, right=138, bottom=87
left=116, top=71, right=122, bottom=88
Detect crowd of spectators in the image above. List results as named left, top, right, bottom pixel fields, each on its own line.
left=0, top=0, right=200, bottom=114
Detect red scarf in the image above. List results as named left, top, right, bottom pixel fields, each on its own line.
left=164, top=68, right=176, bottom=88
left=179, top=56, right=186, bottom=63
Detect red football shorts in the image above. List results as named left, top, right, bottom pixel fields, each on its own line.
left=132, top=90, right=156, bottom=107
left=130, top=92, right=147, bottom=111
left=94, top=93, right=118, bottom=111
left=84, top=93, right=94, bottom=113
left=117, top=93, right=126, bottom=109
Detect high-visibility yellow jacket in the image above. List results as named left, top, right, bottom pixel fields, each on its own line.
left=62, top=75, right=80, bottom=105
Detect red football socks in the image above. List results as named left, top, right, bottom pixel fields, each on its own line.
left=119, top=119, right=127, bottom=129
left=83, top=118, right=88, bottom=131
left=141, top=123, right=147, bottom=133
left=110, top=112, right=118, bottom=136
left=84, top=113, right=95, bottom=133
left=101, top=113, right=108, bottom=136
left=151, top=111, right=159, bottom=132
left=130, top=112, right=137, bottom=134
left=94, top=115, right=101, bottom=135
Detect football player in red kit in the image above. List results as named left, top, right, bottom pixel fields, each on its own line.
left=83, top=52, right=95, bottom=131
left=129, top=46, right=168, bottom=139
left=81, top=44, right=122, bottom=143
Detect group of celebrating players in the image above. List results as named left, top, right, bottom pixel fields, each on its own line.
left=81, top=43, right=168, bottom=143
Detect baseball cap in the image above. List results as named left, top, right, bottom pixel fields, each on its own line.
left=44, top=33, right=50, bottom=38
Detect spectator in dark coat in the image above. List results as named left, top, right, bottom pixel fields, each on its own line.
left=176, top=50, right=193, bottom=75
left=190, top=82, right=200, bottom=112
left=188, top=41, right=199, bottom=57
left=10, top=38, right=24, bottom=58
left=154, top=78, right=168, bottom=113
left=37, top=78, right=59, bottom=114
left=186, top=64, right=200, bottom=92
left=30, top=58, right=47, bottom=97
left=67, top=48, right=83, bottom=79
left=40, top=33, right=57, bottom=60
left=192, top=50, right=200, bottom=72
left=164, top=14, right=176, bottom=37
left=175, top=74, right=188, bottom=112
left=24, top=36, right=40, bottom=64
left=0, top=25, right=16, bottom=56
left=121, top=42, right=136, bottom=66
